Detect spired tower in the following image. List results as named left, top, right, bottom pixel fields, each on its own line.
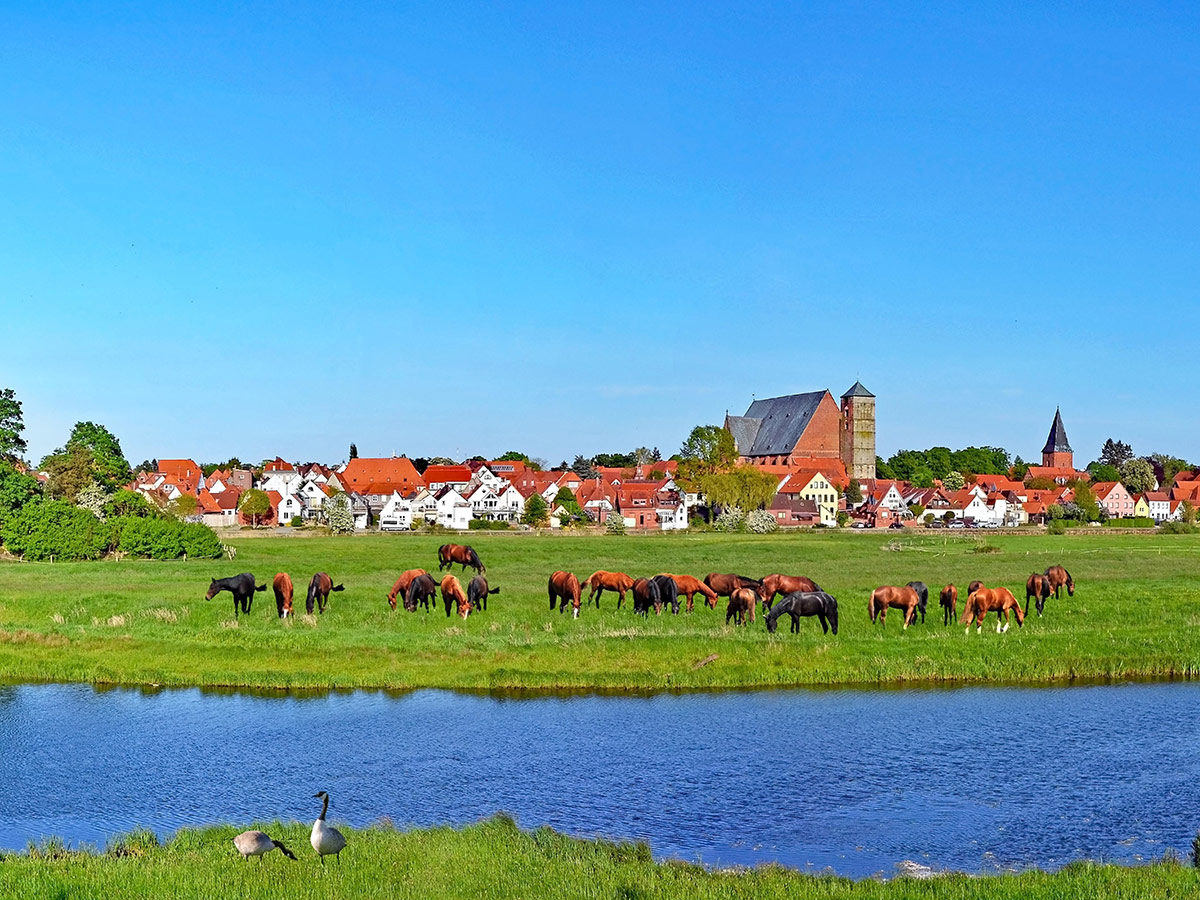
left=840, top=381, right=876, bottom=482
left=1042, top=407, right=1074, bottom=469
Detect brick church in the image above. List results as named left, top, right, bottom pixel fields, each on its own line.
left=724, top=382, right=876, bottom=485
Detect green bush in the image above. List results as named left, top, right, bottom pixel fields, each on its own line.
left=1, top=499, right=109, bottom=560
left=1047, top=519, right=1067, bottom=535
left=713, top=507, right=745, bottom=533
left=604, top=512, right=626, bottom=535
left=112, top=516, right=223, bottom=560
left=469, top=519, right=512, bottom=530
left=1103, top=517, right=1155, bottom=528
left=1160, top=521, right=1199, bottom=535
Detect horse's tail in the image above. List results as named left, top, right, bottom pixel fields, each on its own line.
left=488, top=587, right=501, bottom=595
left=868, top=590, right=878, bottom=622
left=254, top=583, right=268, bottom=592
left=331, top=584, right=344, bottom=592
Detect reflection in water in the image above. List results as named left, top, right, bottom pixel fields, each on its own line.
left=0, top=681, right=1196, bottom=876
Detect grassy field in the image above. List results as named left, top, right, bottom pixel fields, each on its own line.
left=0, top=530, right=1198, bottom=691
left=2, top=817, right=1195, bottom=899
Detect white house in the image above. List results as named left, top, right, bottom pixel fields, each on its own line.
left=434, top=486, right=473, bottom=530
left=299, top=480, right=329, bottom=518
left=1145, top=492, right=1171, bottom=522
left=260, top=470, right=303, bottom=495
left=379, top=492, right=413, bottom=531
left=410, top=488, right=438, bottom=524
left=276, top=492, right=305, bottom=524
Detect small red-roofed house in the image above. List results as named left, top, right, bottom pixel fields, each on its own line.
left=1091, top=481, right=1134, bottom=519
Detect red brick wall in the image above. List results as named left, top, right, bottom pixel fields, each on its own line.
left=791, top=393, right=843, bottom=459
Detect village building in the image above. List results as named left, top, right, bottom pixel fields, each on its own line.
left=1091, top=481, right=1135, bottom=519
left=1024, top=409, right=1088, bottom=484
left=329, top=457, right=425, bottom=496
left=725, top=382, right=875, bottom=482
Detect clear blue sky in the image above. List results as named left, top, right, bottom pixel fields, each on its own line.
left=3, top=2, right=1197, bottom=468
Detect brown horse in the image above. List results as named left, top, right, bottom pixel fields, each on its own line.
left=583, top=571, right=635, bottom=608
left=962, top=587, right=1025, bottom=633
left=704, top=573, right=768, bottom=607
left=939, top=584, right=958, bottom=626
left=272, top=573, right=294, bottom=618
left=665, top=574, right=719, bottom=611
left=440, top=574, right=471, bottom=619
left=726, top=587, right=757, bottom=625
left=1044, top=565, right=1074, bottom=598
left=306, top=573, right=344, bottom=614
left=868, top=585, right=922, bottom=628
left=548, top=571, right=582, bottom=619
left=1025, top=573, right=1053, bottom=617
left=438, top=544, right=485, bottom=574
left=387, top=569, right=428, bottom=611
left=760, top=574, right=822, bottom=608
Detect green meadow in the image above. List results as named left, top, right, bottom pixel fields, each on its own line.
left=0, top=530, right=1198, bottom=691
left=2, top=817, right=1194, bottom=900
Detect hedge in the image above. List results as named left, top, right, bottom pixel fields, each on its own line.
left=0, top=501, right=223, bottom=561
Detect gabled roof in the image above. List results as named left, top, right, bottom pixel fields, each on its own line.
left=841, top=381, right=874, bottom=399
left=1090, top=481, right=1122, bottom=499
left=725, top=416, right=761, bottom=454
left=737, top=391, right=831, bottom=456
left=1042, top=408, right=1072, bottom=454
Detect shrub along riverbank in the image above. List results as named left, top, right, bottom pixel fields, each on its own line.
left=0, top=530, right=1198, bottom=691
left=1, top=817, right=1194, bottom=899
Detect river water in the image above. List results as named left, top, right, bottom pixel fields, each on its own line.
left=1, top=681, right=1196, bottom=876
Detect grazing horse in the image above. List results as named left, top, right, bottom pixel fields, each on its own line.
left=440, top=574, right=471, bottom=619
left=868, top=585, right=922, bottom=628
left=726, top=587, right=757, bottom=626
left=652, top=575, right=680, bottom=615
left=272, top=573, right=294, bottom=619
left=205, top=574, right=267, bottom=618
left=438, top=544, right=485, bottom=575
left=963, top=587, right=1025, bottom=634
left=704, top=573, right=769, bottom=608
left=405, top=573, right=439, bottom=612
left=765, top=590, right=839, bottom=635
left=1044, top=565, right=1074, bottom=599
left=663, top=574, right=718, bottom=612
left=939, top=584, right=958, bottom=626
left=760, top=574, right=823, bottom=609
left=467, top=575, right=499, bottom=612
left=387, top=569, right=428, bottom=611
left=583, top=571, right=635, bottom=608
left=631, top=578, right=660, bottom=617
left=306, top=573, right=344, bottom=615
left=548, top=571, right=582, bottom=618
left=906, top=582, right=930, bottom=624
left=1025, top=573, right=1053, bottom=617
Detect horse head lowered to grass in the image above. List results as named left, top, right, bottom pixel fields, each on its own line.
left=765, top=590, right=838, bottom=635
left=205, top=573, right=267, bottom=619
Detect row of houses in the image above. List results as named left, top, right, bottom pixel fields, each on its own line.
left=131, top=455, right=690, bottom=531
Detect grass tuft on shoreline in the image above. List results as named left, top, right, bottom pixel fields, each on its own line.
left=1, top=817, right=1195, bottom=899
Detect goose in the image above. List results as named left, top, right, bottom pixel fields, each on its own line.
left=311, top=791, right=347, bottom=863
left=233, top=830, right=297, bottom=861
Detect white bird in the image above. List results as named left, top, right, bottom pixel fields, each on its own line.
left=311, top=791, right=347, bottom=864
left=233, top=830, right=297, bottom=861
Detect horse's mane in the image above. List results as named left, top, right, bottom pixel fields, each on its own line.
left=736, top=575, right=762, bottom=586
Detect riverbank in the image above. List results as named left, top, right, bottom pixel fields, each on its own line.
left=0, top=531, right=1198, bottom=691
left=2, top=818, right=1194, bottom=899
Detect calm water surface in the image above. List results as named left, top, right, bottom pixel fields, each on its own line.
left=1, top=681, right=1197, bottom=876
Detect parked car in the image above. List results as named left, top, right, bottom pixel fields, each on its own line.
left=889, top=521, right=906, bottom=529
left=947, top=520, right=965, bottom=529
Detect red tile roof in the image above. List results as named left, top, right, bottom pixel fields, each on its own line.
left=422, top=465, right=472, bottom=484
left=338, top=457, right=425, bottom=494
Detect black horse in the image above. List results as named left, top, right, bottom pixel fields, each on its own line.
left=632, top=577, right=660, bottom=617
left=405, top=574, right=439, bottom=612
left=651, top=575, right=680, bottom=615
left=765, top=590, right=839, bottom=635
left=906, top=581, right=929, bottom=624
left=205, top=574, right=266, bottom=618
left=467, top=575, right=499, bottom=612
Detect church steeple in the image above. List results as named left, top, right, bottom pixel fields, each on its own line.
left=1041, top=408, right=1073, bottom=468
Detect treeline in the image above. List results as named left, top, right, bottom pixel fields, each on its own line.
left=0, top=389, right=224, bottom=562
left=875, top=446, right=1012, bottom=485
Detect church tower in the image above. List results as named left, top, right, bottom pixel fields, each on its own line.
left=1042, top=408, right=1073, bottom=469
left=840, top=382, right=876, bottom=481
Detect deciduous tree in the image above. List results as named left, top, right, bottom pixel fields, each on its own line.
left=1097, top=438, right=1133, bottom=469
left=238, top=489, right=271, bottom=527
left=1119, top=458, right=1156, bottom=495
left=0, top=388, right=27, bottom=462
left=942, top=470, right=965, bottom=491
left=521, top=494, right=549, bottom=527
